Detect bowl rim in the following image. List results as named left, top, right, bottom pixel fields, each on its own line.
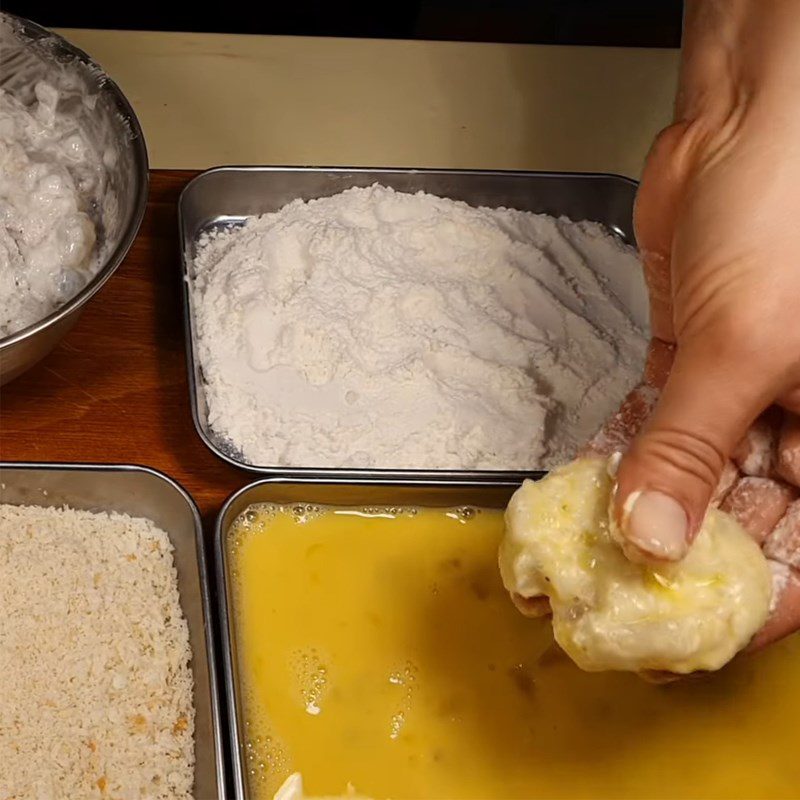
left=0, top=13, right=149, bottom=351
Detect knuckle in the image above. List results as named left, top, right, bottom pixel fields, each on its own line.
left=733, top=415, right=778, bottom=477
left=720, top=476, right=794, bottom=544
left=628, top=426, right=725, bottom=498
left=711, top=460, right=739, bottom=506
left=776, top=446, right=800, bottom=487
left=763, top=500, right=800, bottom=569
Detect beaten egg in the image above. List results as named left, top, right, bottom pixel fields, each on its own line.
left=227, top=502, right=800, bottom=799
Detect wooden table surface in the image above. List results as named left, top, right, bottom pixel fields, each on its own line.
left=0, top=170, right=245, bottom=530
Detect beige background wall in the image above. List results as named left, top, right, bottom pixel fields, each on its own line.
left=58, top=29, right=679, bottom=177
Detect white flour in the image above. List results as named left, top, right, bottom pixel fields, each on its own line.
left=192, top=185, right=648, bottom=470
left=0, top=82, right=101, bottom=338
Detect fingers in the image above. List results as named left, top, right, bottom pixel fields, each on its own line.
left=720, top=477, right=796, bottom=544
left=643, top=338, right=675, bottom=391
left=776, top=412, right=800, bottom=485
left=763, top=499, right=800, bottom=569
left=709, top=470, right=800, bottom=649
left=615, top=343, right=768, bottom=561
left=633, top=123, right=691, bottom=342
left=582, top=341, right=674, bottom=458
left=660, top=415, right=800, bottom=651
left=581, top=331, right=800, bottom=649
left=582, top=383, right=658, bottom=458
left=742, top=498, right=800, bottom=652
left=747, top=562, right=800, bottom=651
left=510, top=593, right=552, bottom=618
left=710, top=460, right=738, bottom=506
left=639, top=670, right=682, bottom=685
left=732, top=409, right=780, bottom=477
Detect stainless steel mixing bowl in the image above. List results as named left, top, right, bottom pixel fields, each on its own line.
left=0, top=14, right=148, bottom=385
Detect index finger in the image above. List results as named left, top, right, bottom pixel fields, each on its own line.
left=582, top=340, right=674, bottom=458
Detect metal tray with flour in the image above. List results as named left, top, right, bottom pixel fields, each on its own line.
left=0, top=462, right=227, bottom=798
left=215, top=474, right=522, bottom=799
left=179, top=166, right=640, bottom=481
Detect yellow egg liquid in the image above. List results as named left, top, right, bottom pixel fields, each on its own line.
left=227, top=503, right=800, bottom=799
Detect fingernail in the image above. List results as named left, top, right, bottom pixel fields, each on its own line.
left=624, top=490, right=689, bottom=560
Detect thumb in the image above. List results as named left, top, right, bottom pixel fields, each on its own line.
left=615, top=340, right=770, bottom=562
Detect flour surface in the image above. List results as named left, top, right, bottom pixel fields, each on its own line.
left=192, top=185, right=647, bottom=470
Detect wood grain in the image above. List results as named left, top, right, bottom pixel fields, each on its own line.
left=0, top=170, right=245, bottom=528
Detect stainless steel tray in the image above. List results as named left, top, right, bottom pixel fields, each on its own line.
left=215, top=476, right=522, bottom=800
left=180, top=166, right=639, bottom=481
left=0, top=462, right=226, bottom=799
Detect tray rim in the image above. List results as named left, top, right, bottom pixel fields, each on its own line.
left=214, top=473, right=528, bottom=800
left=0, top=460, right=227, bottom=799
left=179, top=165, right=639, bottom=481
left=179, top=163, right=639, bottom=199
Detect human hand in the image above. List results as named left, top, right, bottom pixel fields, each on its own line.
left=602, top=64, right=799, bottom=650
left=544, top=0, right=800, bottom=650
left=513, top=1, right=800, bottom=652
left=515, top=338, right=800, bottom=653
left=602, top=0, right=800, bottom=650
left=587, top=343, right=800, bottom=650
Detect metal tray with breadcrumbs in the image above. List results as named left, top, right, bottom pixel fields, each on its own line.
left=0, top=462, right=227, bottom=798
